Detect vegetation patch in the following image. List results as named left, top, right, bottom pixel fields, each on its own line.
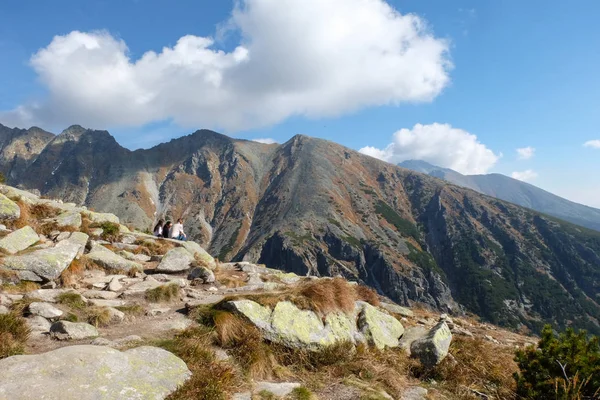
left=284, top=231, right=315, bottom=247
left=0, top=312, right=30, bottom=359
left=93, top=221, right=121, bottom=242
left=86, top=306, right=112, bottom=327
left=115, top=304, right=145, bottom=316
left=133, top=239, right=176, bottom=256
left=56, top=292, right=87, bottom=310
left=145, top=283, right=180, bottom=303
left=374, top=201, right=419, bottom=240
left=218, top=224, right=241, bottom=261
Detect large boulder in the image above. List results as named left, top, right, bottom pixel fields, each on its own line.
left=28, top=302, right=63, bottom=319
left=24, top=289, right=81, bottom=303
left=0, top=345, right=191, bottom=400
left=3, top=235, right=88, bottom=281
left=410, top=321, right=453, bottom=368
left=0, top=226, right=39, bottom=254
left=84, top=211, right=120, bottom=224
left=86, top=243, right=141, bottom=272
left=0, top=193, right=20, bottom=221
left=180, top=241, right=216, bottom=269
left=156, top=247, right=195, bottom=273
left=54, top=211, right=82, bottom=229
left=357, top=302, right=405, bottom=350
left=50, top=321, right=99, bottom=340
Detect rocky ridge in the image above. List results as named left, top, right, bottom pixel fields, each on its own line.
left=0, top=184, right=535, bottom=399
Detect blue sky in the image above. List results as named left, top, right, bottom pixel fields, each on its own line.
left=0, top=0, right=599, bottom=207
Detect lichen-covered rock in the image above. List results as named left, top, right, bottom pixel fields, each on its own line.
left=410, top=321, right=452, bottom=368
left=357, top=302, right=404, bottom=350
left=156, top=247, right=195, bottom=273
left=28, top=302, right=63, bottom=319
left=379, top=302, right=414, bottom=318
left=0, top=193, right=20, bottom=221
left=87, top=243, right=141, bottom=272
left=0, top=345, right=191, bottom=400
left=179, top=241, right=216, bottom=269
left=187, top=266, right=215, bottom=283
left=84, top=210, right=120, bottom=224
left=54, top=211, right=82, bottom=229
left=50, top=321, right=99, bottom=340
left=3, top=236, right=86, bottom=281
left=0, top=226, right=39, bottom=254
left=26, top=315, right=52, bottom=332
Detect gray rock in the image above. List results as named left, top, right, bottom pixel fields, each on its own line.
left=398, top=326, right=428, bottom=353
left=26, top=315, right=52, bottom=332
left=379, top=302, right=414, bottom=318
left=0, top=226, right=39, bottom=254
left=357, top=301, right=404, bottom=349
left=107, top=276, right=123, bottom=292
left=41, top=281, right=57, bottom=289
left=0, top=193, right=20, bottom=221
left=81, top=290, right=120, bottom=300
left=187, top=266, right=215, bottom=283
left=84, top=210, right=120, bottom=224
left=50, top=321, right=99, bottom=340
left=88, top=299, right=127, bottom=307
left=410, top=321, right=453, bottom=368
left=179, top=241, right=216, bottom=269
left=54, top=211, right=82, bottom=229
left=121, top=234, right=137, bottom=245
left=148, top=308, right=170, bottom=316
left=0, top=305, right=9, bottom=315
left=28, top=302, right=63, bottom=319
left=55, top=231, right=71, bottom=242
left=401, top=387, right=429, bottom=400
left=24, top=289, right=80, bottom=303
left=106, top=307, right=125, bottom=323
left=254, top=382, right=301, bottom=397
left=120, top=250, right=151, bottom=263
left=16, top=270, right=44, bottom=282
left=86, top=243, right=142, bottom=272
left=156, top=247, right=195, bottom=273
left=89, top=227, right=104, bottom=237
left=0, top=345, right=191, bottom=400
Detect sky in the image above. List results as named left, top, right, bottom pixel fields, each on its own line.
left=0, top=0, right=599, bottom=207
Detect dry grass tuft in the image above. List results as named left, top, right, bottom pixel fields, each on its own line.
left=56, top=292, right=87, bottom=310
left=355, top=285, right=381, bottom=307
left=115, top=304, right=145, bottom=316
left=162, top=326, right=243, bottom=400
left=0, top=312, right=30, bottom=359
left=431, top=336, right=518, bottom=399
left=8, top=200, right=61, bottom=231
left=59, top=257, right=99, bottom=287
left=133, top=239, right=176, bottom=256
left=1, top=281, right=40, bottom=294
left=86, top=306, right=112, bottom=327
left=145, top=283, right=180, bottom=303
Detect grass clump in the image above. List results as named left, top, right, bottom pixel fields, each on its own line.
left=145, top=283, right=180, bottom=303
left=115, top=304, right=145, bottom=316
left=0, top=312, right=30, bottom=359
left=86, top=307, right=112, bottom=327
left=162, top=326, right=243, bottom=400
left=0, top=280, right=40, bottom=294
left=56, top=292, right=87, bottom=310
left=97, top=221, right=120, bottom=242
left=290, top=387, right=315, bottom=400
left=133, top=239, right=175, bottom=256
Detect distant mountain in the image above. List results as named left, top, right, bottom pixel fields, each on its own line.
left=1, top=123, right=600, bottom=334
left=399, top=160, right=600, bottom=232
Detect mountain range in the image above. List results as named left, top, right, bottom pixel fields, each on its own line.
left=399, top=160, right=600, bottom=232
left=1, top=123, right=599, bottom=334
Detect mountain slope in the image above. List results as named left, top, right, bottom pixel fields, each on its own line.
left=399, top=160, right=600, bottom=232
left=1, top=124, right=600, bottom=334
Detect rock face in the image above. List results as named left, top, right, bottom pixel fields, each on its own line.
left=50, top=321, right=99, bottom=340
left=226, top=299, right=403, bottom=350
left=156, top=247, right=195, bottom=273
left=0, top=345, right=191, bottom=400
left=86, top=243, right=141, bottom=272
left=410, top=321, right=453, bottom=368
left=0, top=193, right=20, bottom=220
left=0, top=226, right=39, bottom=254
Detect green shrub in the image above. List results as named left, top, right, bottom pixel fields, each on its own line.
left=514, top=325, right=600, bottom=399
left=99, top=222, right=121, bottom=242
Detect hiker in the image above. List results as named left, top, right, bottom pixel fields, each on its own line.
left=171, top=218, right=187, bottom=241
left=162, top=221, right=172, bottom=239
left=153, top=219, right=164, bottom=237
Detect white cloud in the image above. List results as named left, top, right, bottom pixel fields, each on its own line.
left=516, top=146, right=535, bottom=160
left=359, top=123, right=500, bottom=174
left=511, top=170, right=538, bottom=182
left=251, top=138, right=277, bottom=144
left=0, top=0, right=451, bottom=131
left=584, top=140, right=600, bottom=149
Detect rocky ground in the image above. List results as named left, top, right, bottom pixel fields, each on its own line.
left=0, top=184, right=536, bottom=400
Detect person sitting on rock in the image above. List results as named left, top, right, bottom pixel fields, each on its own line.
left=170, top=218, right=187, bottom=241
left=153, top=219, right=164, bottom=237
left=162, top=221, right=172, bottom=239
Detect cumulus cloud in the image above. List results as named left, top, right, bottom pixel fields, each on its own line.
left=1, top=0, right=451, bottom=131
left=584, top=140, right=600, bottom=149
left=511, top=170, right=538, bottom=182
left=251, top=138, right=277, bottom=144
left=516, top=146, right=535, bottom=160
left=359, top=123, right=500, bottom=174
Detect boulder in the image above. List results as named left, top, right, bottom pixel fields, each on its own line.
left=54, top=211, right=82, bottom=229
left=106, top=306, right=125, bottom=323
left=3, top=237, right=86, bottom=281
left=84, top=211, right=120, bottom=224
left=410, top=321, right=452, bottom=368
left=0, top=345, right=191, bottom=400
left=180, top=241, right=216, bottom=269
left=401, top=387, right=429, bottom=400
left=86, top=243, right=142, bottom=272
left=0, top=193, right=20, bottom=220
left=120, top=250, right=151, bottom=263
left=24, top=289, right=79, bottom=303
left=26, top=315, right=52, bottom=332
left=82, top=290, right=120, bottom=300
left=28, top=302, right=63, bottom=319
left=88, top=299, right=128, bottom=308
left=357, top=302, right=404, bottom=350
left=156, top=247, right=195, bottom=273
left=55, top=231, right=71, bottom=242
left=50, top=321, right=99, bottom=340
left=0, top=226, right=39, bottom=254
left=187, top=266, right=215, bottom=283
left=107, top=276, right=124, bottom=292
left=379, top=302, right=414, bottom=318
left=121, top=234, right=137, bottom=244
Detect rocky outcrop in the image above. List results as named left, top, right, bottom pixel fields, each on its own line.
left=0, top=345, right=190, bottom=400
left=0, top=226, right=39, bottom=254
left=225, top=299, right=404, bottom=350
